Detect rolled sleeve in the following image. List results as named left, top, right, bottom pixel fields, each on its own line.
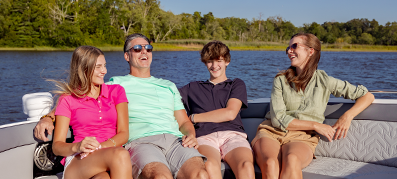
left=269, top=77, right=295, bottom=131
left=327, top=75, right=368, bottom=100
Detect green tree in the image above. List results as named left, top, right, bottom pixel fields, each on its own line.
left=358, top=32, right=374, bottom=44
left=303, top=22, right=326, bottom=41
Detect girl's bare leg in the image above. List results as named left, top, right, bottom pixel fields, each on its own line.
left=198, top=145, right=222, bottom=179
left=280, top=142, right=313, bottom=179
left=253, top=137, right=281, bottom=179
left=223, top=147, right=255, bottom=179
left=91, top=172, right=110, bottom=179
left=65, top=147, right=133, bottom=179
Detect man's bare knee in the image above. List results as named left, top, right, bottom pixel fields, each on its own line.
left=141, top=162, right=172, bottom=179
left=178, top=157, right=208, bottom=179
left=191, top=169, right=208, bottom=179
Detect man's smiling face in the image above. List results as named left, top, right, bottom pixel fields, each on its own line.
left=126, top=37, right=152, bottom=70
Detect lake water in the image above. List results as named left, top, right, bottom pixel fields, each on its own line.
left=0, top=51, right=396, bottom=125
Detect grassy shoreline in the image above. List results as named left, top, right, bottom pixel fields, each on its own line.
left=1, top=40, right=396, bottom=52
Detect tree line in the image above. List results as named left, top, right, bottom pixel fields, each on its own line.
left=1, top=0, right=396, bottom=47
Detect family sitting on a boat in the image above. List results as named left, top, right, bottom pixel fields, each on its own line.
left=33, top=32, right=374, bottom=179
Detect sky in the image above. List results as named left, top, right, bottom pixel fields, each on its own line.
left=159, top=0, right=396, bottom=27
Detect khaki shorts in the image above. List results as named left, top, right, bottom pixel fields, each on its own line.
left=251, top=120, right=320, bottom=153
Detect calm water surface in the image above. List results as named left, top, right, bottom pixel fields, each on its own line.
left=1, top=51, right=396, bottom=125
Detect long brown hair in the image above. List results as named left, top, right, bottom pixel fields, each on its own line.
left=276, top=32, right=321, bottom=91
left=50, top=46, right=104, bottom=97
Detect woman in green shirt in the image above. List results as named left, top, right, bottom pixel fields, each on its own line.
left=251, top=33, right=375, bottom=179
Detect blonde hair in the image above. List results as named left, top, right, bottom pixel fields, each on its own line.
left=50, top=46, right=104, bottom=98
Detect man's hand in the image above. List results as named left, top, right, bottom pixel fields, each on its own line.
left=182, top=134, right=199, bottom=149
left=175, top=110, right=198, bottom=148
left=34, top=117, right=54, bottom=141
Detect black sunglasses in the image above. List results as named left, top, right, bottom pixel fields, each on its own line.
left=285, top=43, right=298, bottom=54
left=131, top=44, right=153, bottom=53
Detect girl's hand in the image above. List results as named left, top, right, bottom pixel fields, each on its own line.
left=314, top=123, right=336, bottom=142
left=74, top=137, right=101, bottom=153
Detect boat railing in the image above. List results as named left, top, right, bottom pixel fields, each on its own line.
left=369, top=89, right=397, bottom=93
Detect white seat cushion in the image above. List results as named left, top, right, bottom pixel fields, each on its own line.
left=303, top=156, right=397, bottom=179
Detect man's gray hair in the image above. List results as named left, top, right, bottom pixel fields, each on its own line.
left=124, top=33, right=151, bottom=53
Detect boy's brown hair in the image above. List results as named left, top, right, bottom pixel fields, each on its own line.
left=200, top=41, right=231, bottom=63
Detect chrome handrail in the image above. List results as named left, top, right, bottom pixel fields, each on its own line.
left=369, top=90, right=397, bottom=93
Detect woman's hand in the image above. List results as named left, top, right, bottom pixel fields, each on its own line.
left=332, top=113, right=353, bottom=140
left=313, top=123, right=336, bottom=142
left=74, top=137, right=101, bottom=154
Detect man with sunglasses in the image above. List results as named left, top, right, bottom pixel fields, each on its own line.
left=34, top=33, right=208, bottom=179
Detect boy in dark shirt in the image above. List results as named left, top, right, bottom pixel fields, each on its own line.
left=179, top=41, right=255, bottom=179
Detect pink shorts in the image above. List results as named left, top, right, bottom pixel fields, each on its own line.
left=197, top=131, right=252, bottom=159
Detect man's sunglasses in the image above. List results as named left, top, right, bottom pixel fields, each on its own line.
left=285, top=43, right=299, bottom=54
left=131, top=44, right=153, bottom=53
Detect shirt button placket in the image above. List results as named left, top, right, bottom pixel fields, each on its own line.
left=98, top=99, right=102, bottom=120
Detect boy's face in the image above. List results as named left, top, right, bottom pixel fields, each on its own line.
left=205, top=56, right=229, bottom=79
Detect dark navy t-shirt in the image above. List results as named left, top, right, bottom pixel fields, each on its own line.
left=179, top=78, right=248, bottom=138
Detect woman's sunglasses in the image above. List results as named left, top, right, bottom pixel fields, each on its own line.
left=131, top=44, right=153, bottom=53
left=285, top=43, right=298, bottom=54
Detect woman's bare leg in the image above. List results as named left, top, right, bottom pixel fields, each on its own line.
left=280, top=142, right=313, bottom=179
left=253, top=137, right=281, bottom=179
left=198, top=145, right=222, bottom=179
left=223, top=147, right=255, bottom=179
left=65, top=147, right=133, bottom=179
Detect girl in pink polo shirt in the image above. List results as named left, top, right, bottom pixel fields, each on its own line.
left=52, top=46, right=132, bottom=179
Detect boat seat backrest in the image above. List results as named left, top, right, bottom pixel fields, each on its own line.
left=317, top=101, right=397, bottom=168
left=240, top=102, right=269, bottom=143
left=241, top=100, right=397, bottom=168
left=316, top=119, right=397, bottom=168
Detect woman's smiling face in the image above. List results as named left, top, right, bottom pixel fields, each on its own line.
left=287, top=36, right=313, bottom=71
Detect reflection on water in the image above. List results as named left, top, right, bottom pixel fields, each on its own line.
left=0, top=51, right=396, bottom=124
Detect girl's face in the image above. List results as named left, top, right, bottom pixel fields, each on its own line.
left=287, top=36, right=313, bottom=70
left=92, top=55, right=107, bottom=86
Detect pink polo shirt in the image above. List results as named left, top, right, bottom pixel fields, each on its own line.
left=55, top=84, right=128, bottom=163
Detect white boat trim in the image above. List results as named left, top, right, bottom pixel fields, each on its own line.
left=249, top=98, right=397, bottom=104
left=0, top=120, right=38, bottom=129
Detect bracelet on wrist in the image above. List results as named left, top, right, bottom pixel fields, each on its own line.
left=40, top=115, right=55, bottom=122
left=108, top=138, right=116, bottom=147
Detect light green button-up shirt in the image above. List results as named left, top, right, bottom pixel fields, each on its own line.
left=269, top=70, right=368, bottom=131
